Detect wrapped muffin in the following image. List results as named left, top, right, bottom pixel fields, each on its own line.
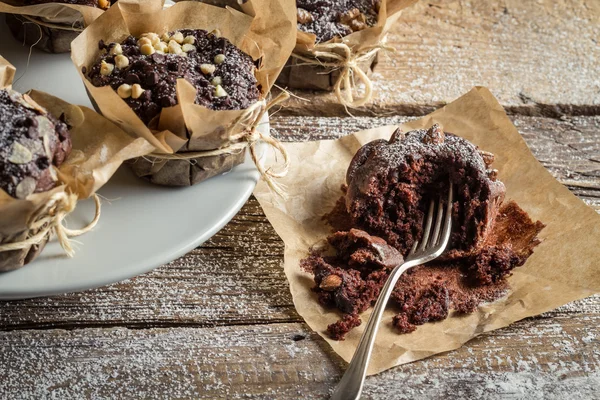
left=0, top=56, right=153, bottom=271
left=277, top=0, right=418, bottom=108
left=0, top=0, right=119, bottom=53
left=72, top=0, right=295, bottom=188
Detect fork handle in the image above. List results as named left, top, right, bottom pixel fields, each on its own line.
left=330, top=260, right=421, bottom=400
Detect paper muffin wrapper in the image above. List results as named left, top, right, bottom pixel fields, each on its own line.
left=0, top=0, right=113, bottom=53
left=72, top=0, right=296, bottom=188
left=173, top=0, right=245, bottom=11
left=276, top=0, right=418, bottom=108
left=0, top=56, right=154, bottom=272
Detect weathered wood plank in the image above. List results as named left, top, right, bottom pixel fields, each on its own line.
left=0, top=115, right=598, bottom=330
left=0, top=315, right=598, bottom=399
left=278, top=0, right=600, bottom=117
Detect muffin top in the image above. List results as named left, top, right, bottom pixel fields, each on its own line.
left=0, top=89, right=72, bottom=199
left=296, top=0, right=380, bottom=43
left=86, top=29, right=261, bottom=125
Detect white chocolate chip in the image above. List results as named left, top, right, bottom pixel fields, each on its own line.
left=140, top=43, right=155, bottom=56
left=200, top=64, right=216, bottom=75
left=182, top=44, right=196, bottom=53
left=16, top=177, right=36, bottom=199
left=214, top=85, right=228, bottom=97
left=214, top=54, right=226, bottom=64
left=161, top=32, right=171, bottom=42
left=210, top=29, right=221, bottom=38
left=114, top=55, right=129, bottom=69
left=168, top=40, right=182, bottom=55
left=109, top=43, right=123, bottom=56
left=211, top=76, right=222, bottom=86
left=117, top=84, right=132, bottom=99
left=100, top=61, right=114, bottom=76
left=141, top=32, right=161, bottom=47
left=8, top=142, right=32, bottom=164
left=171, top=31, right=184, bottom=44
left=183, top=36, right=195, bottom=45
left=131, top=84, right=145, bottom=99
left=154, top=41, right=168, bottom=52
left=137, top=37, right=152, bottom=47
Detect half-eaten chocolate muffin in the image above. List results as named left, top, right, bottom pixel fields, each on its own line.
left=296, top=0, right=381, bottom=43
left=86, top=29, right=261, bottom=125
left=345, top=124, right=506, bottom=259
left=0, top=89, right=72, bottom=199
left=302, top=125, right=544, bottom=340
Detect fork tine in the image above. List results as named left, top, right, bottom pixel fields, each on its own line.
left=409, top=239, right=419, bottom=256
left=418, top=199, right=435, bottom=253
left=428, top=194, right=445, bottom=248
left=438, top=183, right=454, bottom=247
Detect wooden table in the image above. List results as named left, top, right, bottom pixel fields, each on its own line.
left=1, top=1, right=599, bottom=398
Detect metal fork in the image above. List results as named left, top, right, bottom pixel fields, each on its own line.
left=331, top=183, right=454, bottom=400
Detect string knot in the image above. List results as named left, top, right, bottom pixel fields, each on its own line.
left=0, top=192, right=101, bottom=259
left=148, top=91, right=291, bottom=198
left=290, top=42, right=395, bottom=108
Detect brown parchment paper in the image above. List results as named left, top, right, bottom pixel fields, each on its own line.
left=0, top=0, right=112, bottom=53
left=277, top=0, right=418, bottom=91
left=71, top=0, right=296, bottom=185
left=0, top=56, right=154, bottom=271
left=254, top=86, right=600, bottom=375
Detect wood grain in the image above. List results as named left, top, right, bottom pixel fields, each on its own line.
left=278, top=0, right=600, bottom=117
left=1, top=312, right=598, bottom=399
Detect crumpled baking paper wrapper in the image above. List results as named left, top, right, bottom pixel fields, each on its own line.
left=254, top=86, right=600, bottom=374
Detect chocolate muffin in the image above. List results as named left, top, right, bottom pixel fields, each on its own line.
left=345, top=124, right=506, bottom=259
left=296, top=0, right=380, bottom=43
left=303, top=201, right=544, bottom=339
left=0, top=89, right=72, bottom=199
left=86, top=29, right=261, bottom=125
left=24, top=0, right=115, bottom=9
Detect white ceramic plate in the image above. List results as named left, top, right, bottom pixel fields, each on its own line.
left=0, top=12, right=262, bottom=299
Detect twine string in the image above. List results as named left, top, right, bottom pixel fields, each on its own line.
left=148, top=91, right=291, bottom=197
left=290, top=42, right=394, bottom=108
left=0, top=193, right=101, bottom=258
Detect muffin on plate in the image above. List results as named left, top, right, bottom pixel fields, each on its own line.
left=74, top=0, right=295, bottom=187
left=0, top=88, right=72, bottom=271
